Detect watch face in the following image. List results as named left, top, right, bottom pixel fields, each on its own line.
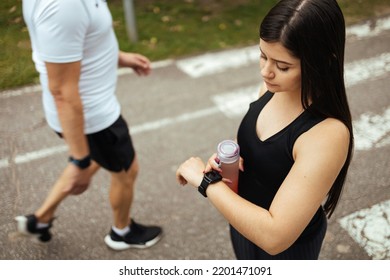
left=199, top=170, right=222, bottom=197
left=206, top=170, right=222, bottom=182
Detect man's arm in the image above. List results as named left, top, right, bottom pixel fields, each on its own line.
left=45, top=61, right=92, bottom=194
left=45, top=61, right=89, bottom=159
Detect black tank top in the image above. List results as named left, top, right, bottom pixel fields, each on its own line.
left=237, top=91, right=326, bottom=240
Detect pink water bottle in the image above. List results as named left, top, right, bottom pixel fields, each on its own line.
left=216, top=140, right=240, bottom=193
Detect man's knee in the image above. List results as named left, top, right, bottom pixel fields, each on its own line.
left=111, top=157, right=139, bottom=186
left=127, top=156, right=139, bottom=178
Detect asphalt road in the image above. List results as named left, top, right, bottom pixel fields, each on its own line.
left=0, top=15, right=389, bottom=260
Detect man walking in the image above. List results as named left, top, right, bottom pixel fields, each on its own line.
left=16, top=0, right=162, bottom=250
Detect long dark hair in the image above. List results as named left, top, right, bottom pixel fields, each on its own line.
left=260, top=0, right=354, bottom=218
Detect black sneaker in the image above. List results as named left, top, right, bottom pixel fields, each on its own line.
left=104, top=219, right=162, bottom=250
left=14, top=214, right=53, bottom=242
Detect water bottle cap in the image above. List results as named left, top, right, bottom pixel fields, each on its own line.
left=217, top=140, right=240, bottom=163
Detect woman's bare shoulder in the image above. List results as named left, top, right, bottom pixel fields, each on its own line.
left=313, top=118, right=350, bottom=141
left=294, top=117, right=350, bottom=159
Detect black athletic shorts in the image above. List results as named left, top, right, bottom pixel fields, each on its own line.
left=57, top=115, right=135, bottom=172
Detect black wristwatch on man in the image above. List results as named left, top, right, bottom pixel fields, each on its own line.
left=68, top=154, right=91, bottom=169
left=198, top=170, right=223, bottom=197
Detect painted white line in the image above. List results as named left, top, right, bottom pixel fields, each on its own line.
left=0, top=145, right=68, bottom=169
left=0, top=84, right=42, bottom=99
left=0, top=107, right=220, bottom=169
left=130, top=106, right=219, bottom=134
left=176, top=45, right=258, bottom=78
left=339, top=199, right=390, bottom=259
left=212, top=85, right=260, bottom=119
left=346, top=16, right=390, bottom=40
left=345, top=53, right=390, bottom=87
left=14, top=145, right=68, bottom=164
left=353, top=107, right=390, bottom=151
left=0, top=159, right=9, bottom=169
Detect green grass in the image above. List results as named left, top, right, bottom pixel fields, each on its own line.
left=1, top=0, right=390, bottom=90
left=1, top=0, right=37, bottom=89
left=110, top=0, right=278, bottom=59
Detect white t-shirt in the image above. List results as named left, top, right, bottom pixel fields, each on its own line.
left=23, top=0, right=121, bottom=133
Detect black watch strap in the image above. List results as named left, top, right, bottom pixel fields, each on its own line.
left=69, top=155, right=91, bottom=169
left=198, top=176, right=212, bottom=197
left=198, top=170, right=222, bottom=197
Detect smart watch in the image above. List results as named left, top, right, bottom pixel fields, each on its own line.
left=68, top=155, right=91, bottom=169
left=198, top=170, right=223, bottom=197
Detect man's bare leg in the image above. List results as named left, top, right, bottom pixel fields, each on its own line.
left=104, top=156, right=162, bottom=250
left=34, top=161, right=100, bottom=223
left=109, top=157, right=139, bottom=229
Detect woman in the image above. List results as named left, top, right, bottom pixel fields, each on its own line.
left=176, top=0, right=353, bottom=260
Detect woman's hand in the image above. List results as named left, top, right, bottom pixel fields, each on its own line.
left=206, top=153, right=244, bottom=184
left=177, top=153, right=244, bottom=188
left=205, top=153, right=221, bottom=173
left=176, top=157, right=206, bottom=187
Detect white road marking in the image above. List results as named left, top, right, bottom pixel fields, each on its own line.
left=176, top=45, right=259, bottom=78
left=0, top=84, right=42, bottom=99
left=130, top=106, right=220, bottom=135
left=0, top=145, right=68, bottom=169
left=354, top=107, right=390, bottom=151
left=0, top=159, right=8, bottom=169
left=211, top=85, right=260, bottom=119
left=345, top=53, right=390, bottom=87
left=0, top=108, right=220, bottom=169
left=346, top=16, right=390, bottom=40
left=14, top=145, right=68, bottom=164
left=339, top=199, right=390, bottom=259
